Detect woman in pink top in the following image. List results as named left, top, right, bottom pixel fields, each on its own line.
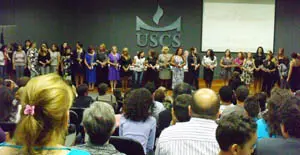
left=233, top=52, right=245, bottom=74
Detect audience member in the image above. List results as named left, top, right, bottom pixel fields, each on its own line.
left=222, top=85, right=249, bottom=117
left=256, top=88, right=292, bottom=141
left=228, top=71, right=244, bottom=91
left=152, top=87, right=166, bottom=120
left=73, top=84, right=93, bottom=108
left=244, top=96, right=260, bottom=120
left=156, top=88, right=220, bottom=155
left=119, top=88, right=156, bottom=154
left=113, top=88, right=123, bottom=114
left=171, top=94, right=192, bottom=124
left=0, top=74, right=89, bottom=155
left=216, top=114, right=257, bottom=155
left=255, top=92, right=267, bottom=114
left=96, top=83, right=117, bottom=111
left=218, top=86, right=234, bottom=115
left=73, top=101, right=124, bottom=155
left=157, top=83, right=192, bottom=137
left=0, top=78, right=14, bottom=122
left=256, top=96, right=300, bottom=154
left=0, top=127, right=5, bottom=143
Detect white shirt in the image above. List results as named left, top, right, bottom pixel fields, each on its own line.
left=152, top=101, right=166, bottom=121
left=202, top=56, right=217, bottom=68
left=0, top=52, right=4, bottom=66
left=156, top=117, right=220, bottom=155
left=220, top=103, right=235, bottom=114
left=50, top=51, right=60, bottom=66
left=134, top=56, right=145, bottom=72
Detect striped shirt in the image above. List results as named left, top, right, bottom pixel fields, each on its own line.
left=156, top=117, right=219, bottom=155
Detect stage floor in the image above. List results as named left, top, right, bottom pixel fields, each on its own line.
left=88, top=79, right=257, bottom=98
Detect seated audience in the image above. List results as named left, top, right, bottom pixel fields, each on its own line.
left=0, top=127, right=5, bottom=143
left=0, top=78, right=14, bottom=122
left=157, top=83, right=192, bottom=137
left=171, top=94, right=192, bottom=124
left=156, top=88, right=220, bottom=155
left=12, top=77, right=30, bottom=94
left=228, top=71, right=244, bottom=91
left=244, top=96, right=260, bottom=120
left=222, top=85, right=249, bottom=118
left=113, top=88, right=123, bottom=114
left=73, top=84, right=93, bottom=108
left=216, top=114, right=257, bottom=155
left=119, top=88, right=156, bottom=154
left=0, top=74, right=89, bottom=155
left=256, top=96, right=300, bottom=154
left=256, top=88, right=292, bottom=141
left=218, top=86, right=234, bottom=115
left=73, top=101, right=124, bottom=155
left=152, top=87, right=166, bottom=120
left=96, top=83, right=117, bottom=111
left=255, top=92, right=267, bottom=117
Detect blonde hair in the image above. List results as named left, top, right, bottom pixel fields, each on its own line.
left=122, top=48, right=129, bottom=56
left=100, top=43, right=106, bottom=49
left=14, top=73, right=74, bottom=155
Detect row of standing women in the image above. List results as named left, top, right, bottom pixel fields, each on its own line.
left=1, top=41, right=299, bottom=93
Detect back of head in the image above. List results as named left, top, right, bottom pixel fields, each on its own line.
left=14, top=73, right=74, bottom=155
left=154, top=88, right=166, bottom=103
left=235, top=86, right=249, bottom=102
left=279, top=96, right=300, bottom=138
left=173, top=83, right=192, bottom=99
left=77, top=84, right=89, bottom=96
left=216, top=114, right=257, bottom=152
left=17, top=77, right=30, bottom=87
left=219, top=86, right=233, bottom=103
left=255, top=92, right=267, bottom=112
left=144, top=82, right=156, bottom=94
left=191, top=88, right=220, bottom=119
left=83, top=101, right=116, bottom=145
left=98, top=83, right=108, bottom=95
left=173, top=94, right=192, bottom=122
left=265, top=88, right=292, bottom=136
left=124, top=88, right=152, bottom=122
left=244, top=96, right=260, bottom=119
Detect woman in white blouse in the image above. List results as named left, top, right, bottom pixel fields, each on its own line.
left=133, top=51, right=146, bottom=88
left=202, top=49, right=217, bottom=88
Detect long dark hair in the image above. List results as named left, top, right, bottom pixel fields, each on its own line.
left=255, top=46, right=265, bottom=58
left=137, top=51, right=144, bottom=59
left=175, top=47, right=184, bottom=56
left=224, top=49, right=231, bottom=58
left=206, top=49, right=215, bottom=61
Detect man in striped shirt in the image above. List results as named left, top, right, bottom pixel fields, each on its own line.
left=156, top=88, right=220, bottom=155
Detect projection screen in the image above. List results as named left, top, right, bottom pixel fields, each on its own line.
left=201, top=0, right=275, bottom=52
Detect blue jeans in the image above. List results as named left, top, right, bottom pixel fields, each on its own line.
left=133, top=71, right=144, bottom=88
left=0, top=66, right=6, bottom=78
left=15, top=66, right=25, bottom=79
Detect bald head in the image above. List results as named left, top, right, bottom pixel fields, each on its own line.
left=191, top=88, right=220, bottom=119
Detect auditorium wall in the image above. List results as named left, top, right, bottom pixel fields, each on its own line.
left=0, top=0, right=299, bottom=79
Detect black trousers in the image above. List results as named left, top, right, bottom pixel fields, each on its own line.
left=187, top=70, right=199, bottom=89
left=262, top=73, right=274, bottom=96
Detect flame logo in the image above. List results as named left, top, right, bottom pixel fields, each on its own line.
left=153, top=5, right=164, bottom=25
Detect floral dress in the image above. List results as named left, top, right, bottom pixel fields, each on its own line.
left=172, top=55, right=184, bottom=89
left=240, top=59, right=254, bottom=85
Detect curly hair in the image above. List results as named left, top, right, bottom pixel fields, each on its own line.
left=263, top=88, right=292, bottom=136
left=124, top=88, right=152, bottom=122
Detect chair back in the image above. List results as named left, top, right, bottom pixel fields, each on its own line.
left=70, top=107, right=85, bottom=124
left=110, top=136, right=145, bottom=155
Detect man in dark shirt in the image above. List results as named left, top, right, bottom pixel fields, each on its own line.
left=0, top=78, right=14, bottom=122
left=73, top=84, right=93, bottom=108
left=256, top=96, right=300, bottom=155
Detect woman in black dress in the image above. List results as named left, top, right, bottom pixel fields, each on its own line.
left=253, top=46, right=266, bottom=94
left=187, top=47, right=201, bottom=89
left=275, top=48, right=289, bottom=88
left=287, top=52, right=300, bottom=92
left=119, top=48, right=132, bottom=92
left=96, top=43, right=109, bottom=85
left=72, top=42, right=85, bottom=87
left=144, top=49, right=158, bottom=86
left=261, top=53, right=276, bottom=96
